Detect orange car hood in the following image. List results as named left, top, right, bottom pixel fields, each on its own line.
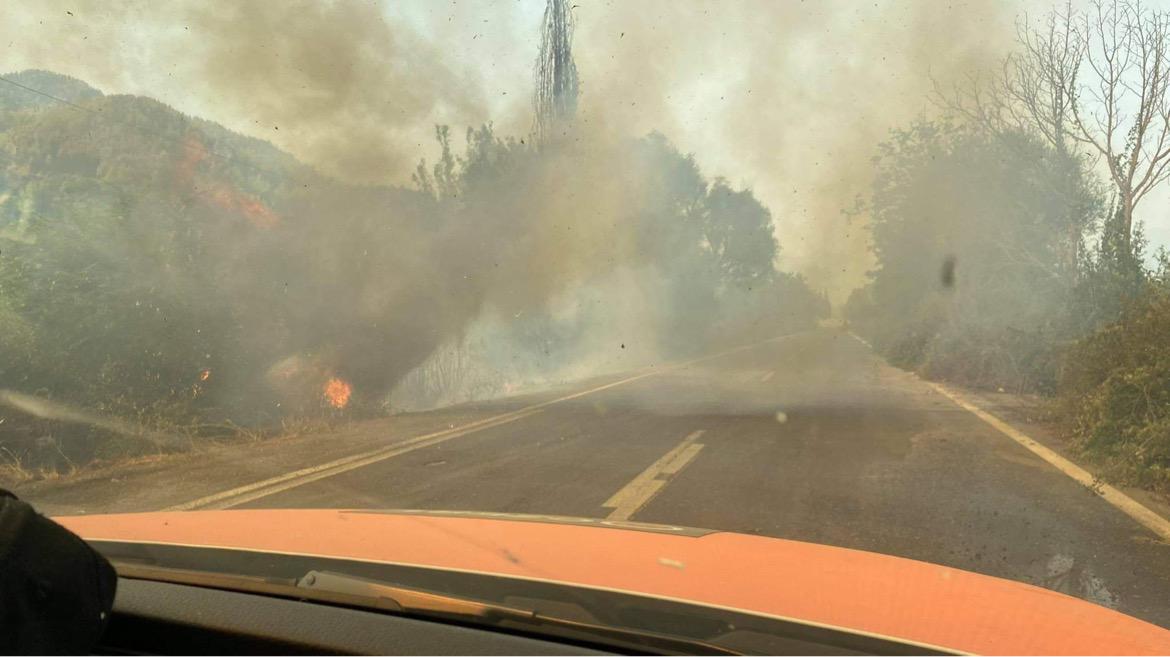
left=57, top=509, right=1170, bottom=655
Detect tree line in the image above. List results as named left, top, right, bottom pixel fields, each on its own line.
left=846, top=0, right=1170, bottom=491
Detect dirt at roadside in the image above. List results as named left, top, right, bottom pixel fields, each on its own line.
left=5, top=378, right=583, bottom=517
left=948, top=384, right=1170, bottom=526
left=6, top=405, right=501, bottom=516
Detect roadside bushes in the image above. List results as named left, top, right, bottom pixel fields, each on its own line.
left=919, top=326, right=1064, bottom=394
left=847, top=116, right=1170, bottom=491
left=1059, top=281, right=1170, bottom=490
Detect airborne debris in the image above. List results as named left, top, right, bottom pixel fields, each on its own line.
left=940, top=255, right=956, bottom=288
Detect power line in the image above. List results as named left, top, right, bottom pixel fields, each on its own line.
left=0, top=74, right=97, bottom=114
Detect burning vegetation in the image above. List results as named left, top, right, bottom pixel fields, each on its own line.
left=323, top=378, right=352, bottom=410
left=14, top=0, right=1169, bottom=494
left=0, top=4, right=827, bottom=473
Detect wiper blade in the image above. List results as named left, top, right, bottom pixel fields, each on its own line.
left=115, top=563, right=738, bottom=655
left=295, top=570, right=740, bottom=655
left=296, top=569, right=536, bottom=621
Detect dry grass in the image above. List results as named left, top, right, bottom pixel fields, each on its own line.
left=0, top=409, right=349, bottom=489
left=219, top=420, right=266, bottom=443
left=280, top=416, right=336, bottom=438
left=0, top=445, right=79, bottom=485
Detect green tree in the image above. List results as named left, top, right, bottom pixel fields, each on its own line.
left=849, top=119, right=1105, bottom=391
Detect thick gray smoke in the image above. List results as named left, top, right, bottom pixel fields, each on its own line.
left=2, top=1, right=1017, bottom=300
left=0, top=0, right=1021, bottom=428
left=569, top=0, right=1015, bottom=301
left=1, top=1, right=490, bottom=183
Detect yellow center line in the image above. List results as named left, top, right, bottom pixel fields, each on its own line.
left=198, top=409, right=544, bottom=510
left=928, top=381, right=1170, bottom=543
left=603, top=430, right=706, bottom=521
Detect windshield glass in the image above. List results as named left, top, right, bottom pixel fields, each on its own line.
left=4, top=0, right=1170, bottom=646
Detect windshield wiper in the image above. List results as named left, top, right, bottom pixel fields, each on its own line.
left=295, top=569, right=536, bottom=620
left=294, top=570, right=740, bottom=655
left=114, top=563, right=738, bottom=655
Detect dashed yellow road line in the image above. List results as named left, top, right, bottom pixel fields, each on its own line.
left=603, top=430, right=706, bottom=521
left=928, top=381, right=1170, bottom=543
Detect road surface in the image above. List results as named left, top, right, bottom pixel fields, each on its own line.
left=21, top=328, right=1170, bottom=628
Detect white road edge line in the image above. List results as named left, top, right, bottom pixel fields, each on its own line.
left=847, top=331, right=872, bottom=349
left=603, top=430, right=706, bottom=521
left=168, top=333, right=796, bottom=511
left=928, top=381, right=1170, bottom=543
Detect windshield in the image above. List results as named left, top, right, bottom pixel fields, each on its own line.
left=4, top=0, right=1170, bottom=647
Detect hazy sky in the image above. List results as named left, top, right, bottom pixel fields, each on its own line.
left=4, top=0, right=1169, bottom=300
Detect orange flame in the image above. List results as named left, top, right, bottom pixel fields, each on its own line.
left=199, top=369, right=211, bottom=382
left=208, top=187, right=280, bottom=229
left=177, top=134, right=281, bottom=229
left=323, top=377, right=352, bottom=409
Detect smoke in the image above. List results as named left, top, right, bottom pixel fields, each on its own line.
left=570, top=0, right=1015, bottom=301
left=0, top=389, right=178, bottom=448
left=388, top=265, right=671, bottom=412
left=0, top=0, right=1024, bottom=424
left=2, top=1, right=1017, bottom=301
left=1, top=0, right=490, bottom=184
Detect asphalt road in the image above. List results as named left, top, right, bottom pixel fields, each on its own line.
left=23, top=328, right=1170, bottom=628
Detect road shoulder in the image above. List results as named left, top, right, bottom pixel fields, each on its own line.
left=950, top=384, right=1170, bottom=532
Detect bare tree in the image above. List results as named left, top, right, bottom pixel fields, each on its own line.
left=938, top=0, right=1170, bottom=250
left=933, top=3, right=1088, bottom=272
left=533, top=0, right=579, bottom=144
left=933, top=3, right=1080, bottom=153
left=1004, top=2, right=1084, bottom=156
left=1070, top=0, right=1170, bottom=246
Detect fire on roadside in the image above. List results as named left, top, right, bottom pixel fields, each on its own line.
left=323, top=377, right=352, bottom=409
left=178, top=134, right=280, bottom=229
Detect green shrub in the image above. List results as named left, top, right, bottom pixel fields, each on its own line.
left=919, top=326, right=1063, bottom=393
left=1059, top=286, right=1170, bottom=490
